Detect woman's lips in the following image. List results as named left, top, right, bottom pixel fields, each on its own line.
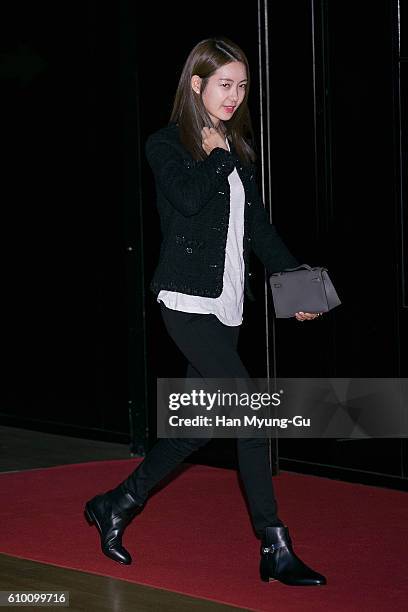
left=223, top=106, right=236, bottom=113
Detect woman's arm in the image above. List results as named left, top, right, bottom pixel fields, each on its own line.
left=249, top=180, right=300, bottom=274
left=145, top=134, right=235, bottom=217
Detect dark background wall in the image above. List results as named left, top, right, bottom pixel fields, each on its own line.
left=1, top=1, right=407, bottom=489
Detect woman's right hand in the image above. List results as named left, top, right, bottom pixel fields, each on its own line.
left=201, top=127, right=228, bottom=155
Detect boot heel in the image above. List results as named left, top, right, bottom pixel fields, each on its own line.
left=84, top=504, right=95, bottom=526
left=260, top=570, right=274, bottom=582
left=260, top=560, right=273, bottom=582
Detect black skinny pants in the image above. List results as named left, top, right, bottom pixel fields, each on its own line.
left=121, top=302, right=283, bottom=538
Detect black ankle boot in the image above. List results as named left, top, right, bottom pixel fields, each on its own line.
left=260, top=525, right=327, bottom=586
left=84, top=484, right=143, bottom=565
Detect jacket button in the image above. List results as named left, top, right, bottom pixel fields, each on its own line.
left=186, top=247, right=193, bottom=254
left=209, top=264, right=218, bottom=268
left=247, top=201, right=252, bottom=206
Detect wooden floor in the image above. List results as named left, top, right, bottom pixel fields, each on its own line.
left=0, top=426, right=249, bottom=611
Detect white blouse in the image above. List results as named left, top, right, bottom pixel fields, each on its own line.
left=157, top=139, right=245, bottom=326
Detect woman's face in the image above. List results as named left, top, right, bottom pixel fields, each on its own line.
left=192, top=61, right=248, bottom=127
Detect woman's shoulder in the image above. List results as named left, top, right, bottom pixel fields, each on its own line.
left=145, top=122, right=194, bottom=167
left=146, top=122, right=180, bottom=146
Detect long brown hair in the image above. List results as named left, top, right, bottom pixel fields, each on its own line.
left=169, top=37, right=256, bottom=164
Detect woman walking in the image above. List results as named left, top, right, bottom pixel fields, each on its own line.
left=85, top=36, right=326, bottom=587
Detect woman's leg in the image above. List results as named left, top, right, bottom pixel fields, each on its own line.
left=85, top=303, right=280, bottom=565
left=236, top=438, right=283, bottom=538
left=120, top=303, right=282, bottom=535
left=86, top=302, right=326, bottom=583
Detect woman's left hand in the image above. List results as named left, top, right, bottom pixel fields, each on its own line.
left=295, top=311, right=322, bottom=321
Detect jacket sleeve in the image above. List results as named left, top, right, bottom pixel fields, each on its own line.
left=145, top=133, right=235, bottom=217
left=249, top=179, right=300, bottom=275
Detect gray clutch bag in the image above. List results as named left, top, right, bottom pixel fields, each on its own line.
left=269, top=264, right=341, bottom=318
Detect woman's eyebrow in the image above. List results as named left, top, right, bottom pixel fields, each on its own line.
left=218, top=77, right=248, bottom=83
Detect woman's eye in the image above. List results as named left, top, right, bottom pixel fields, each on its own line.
left=220, top=82, right=246, bottom=89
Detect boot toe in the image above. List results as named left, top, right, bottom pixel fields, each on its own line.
left=103, top=545, right=132, bottom=565
left=283, top=572, right=327, bottom=586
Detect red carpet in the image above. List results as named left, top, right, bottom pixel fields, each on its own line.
left=1, top=458, right=407, bottom=611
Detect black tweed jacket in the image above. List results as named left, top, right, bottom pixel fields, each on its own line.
left=145, top=123, right=300, bottom=302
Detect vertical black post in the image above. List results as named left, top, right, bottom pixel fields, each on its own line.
left=119, top=0, right=149, bottom=456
